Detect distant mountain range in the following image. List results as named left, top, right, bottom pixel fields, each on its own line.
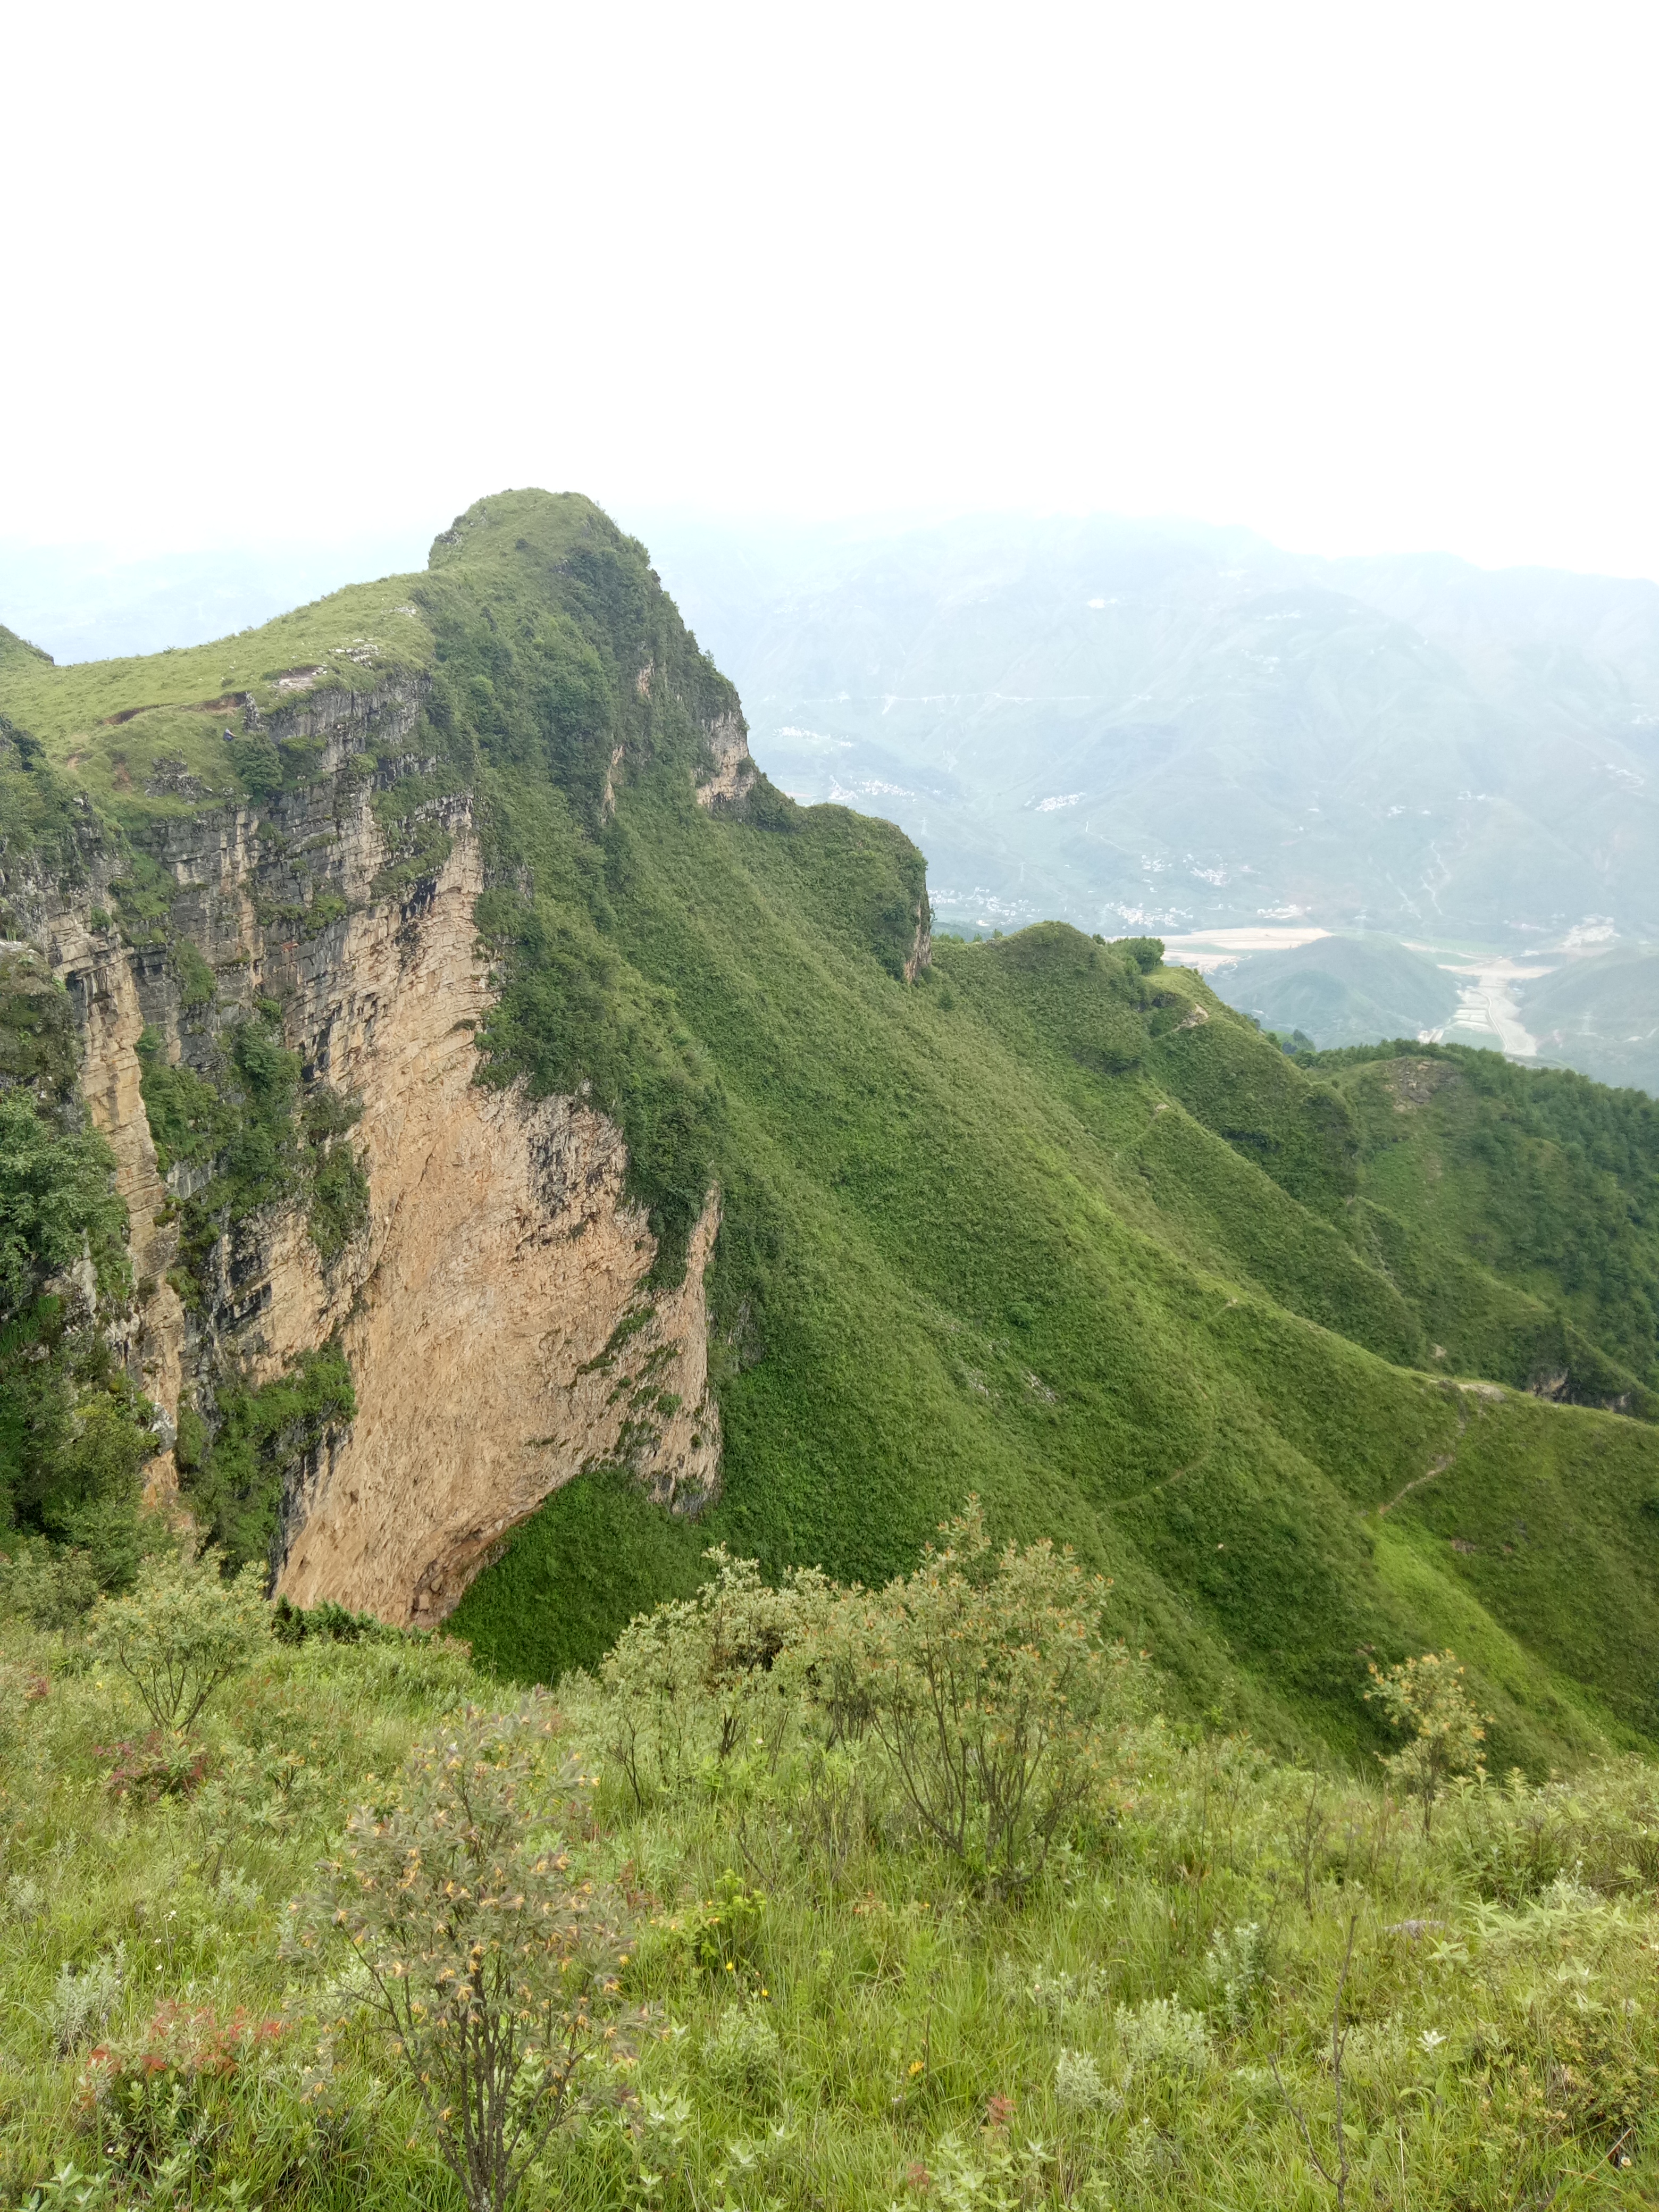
left=1518, top=945, right=1659, bottom=1094
left=640, top=511, right=1659, bottom=956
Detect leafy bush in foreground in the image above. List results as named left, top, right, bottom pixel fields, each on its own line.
left=805, top=1499, right=1142, bottom=1897
left=4, top=1515, right=1659, bottom=2206
left=0, top=1544, right=100, bottom=1635
left=88, top=1548, right=266, bottom=1729
left=1366, top=1649, right=1491, bottom=1835
left=598, top=1547, right=833, bottom=1805
left=597, top=1506, right=1140, bottom=1900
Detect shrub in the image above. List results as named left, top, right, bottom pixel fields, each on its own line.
left=1548, top=2008, right=1658, bottom=2150
left=0, top=1544, right=100, bottom=1633
left=1206, top=1921, right=1269, bottom=2029
left=96, top=1729, right=213, bottom=1804
left=805, top=1499, right=1137, bottom=1898
left=701, top=2004, right=781, bottom=2102
left=1448, top=1760, right=1659, bottom=1903
left=1114, top=1995, right=1210, bottom=2082
left=34, top=1395, right=155, bottom=1589
left=1118, top=935, right=1166, bottom=975
left=270, top=1593, right=390, bottom=1646
left=289, top=1701, right=633, bottom=2212
left=46, top=1948, right=123, bottom=2055
left=598, top=1546, right=832, bottom=1806
left=0, top=1093, right=128, bottom=1320
left=1366, top=1650, right=1490, bottom=1836
left=82, top=2000, right=283, bottom=2174
left=87, top=1549, right=266, bottom=1729
left=17, top=2164, right=116, bottom=2211
left=1054, top=2046, right=1108, bottom=2113
left=6, top=1874, right=43, bottom=1922
left=640, top=1870, right=768, bottom=1991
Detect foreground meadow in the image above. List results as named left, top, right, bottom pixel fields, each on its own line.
left=3, top=1522, right=1658, bottom=2210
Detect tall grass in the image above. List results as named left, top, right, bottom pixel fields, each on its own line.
left=3, top=1602, right=1659, bottom=2208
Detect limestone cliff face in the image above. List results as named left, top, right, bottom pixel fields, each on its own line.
left=56, top=925, right=187, bottom=1496
left=902, top=902, right=933, bottom=984
left=41, top=678, right=721, bottom=1625
left=696, top=710, right=759, bottom=810
left=267, top=831, right=720, bottom=1623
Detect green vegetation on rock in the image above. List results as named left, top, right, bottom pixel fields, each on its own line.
left=179, top=1345, right=357, bottom=1571
left=0, top=948, right=153, bottom=1590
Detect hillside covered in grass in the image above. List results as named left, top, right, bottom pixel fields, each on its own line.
left=4, top=1545, right=1659, bottom=2209
left=1520, top=946, right=1659, bottom=1099
left=5, top=493, right=1659, bottom=1779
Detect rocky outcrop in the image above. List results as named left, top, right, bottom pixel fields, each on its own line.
left=696, top=711, right=758, bottom=810
left=57, top=925, right=186, bottom=1496
left=43, top=680, right=722, bottom=1624
left=902, top=901, right=933, bottom=984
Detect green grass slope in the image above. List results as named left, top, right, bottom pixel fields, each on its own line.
left=11, top=1595, right=1659, bottom=2208
left=1310, top=1043, right=1659, bottom=1397
left=9, top=492, right=1659, bottom=1773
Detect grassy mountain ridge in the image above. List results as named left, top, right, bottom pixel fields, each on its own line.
left=6, top=493, right=1659, bottom=1775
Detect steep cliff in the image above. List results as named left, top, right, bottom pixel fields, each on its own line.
left=53, top=800, right=723, bottom=1625
left=1, top=498, right=761, bottom=1622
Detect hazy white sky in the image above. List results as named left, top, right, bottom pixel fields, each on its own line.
left=7, top=0, right=1657, bottom=577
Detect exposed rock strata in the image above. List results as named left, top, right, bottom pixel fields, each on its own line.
left=269, top=832, right=720, bottom=1622
left=58, top=928, right=186, bottom=1497
left=696, top=711, right=758, bottom=809
left=43, top=678, right=722, bottom=1624
left=902, top=902, right=933, bottom=983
